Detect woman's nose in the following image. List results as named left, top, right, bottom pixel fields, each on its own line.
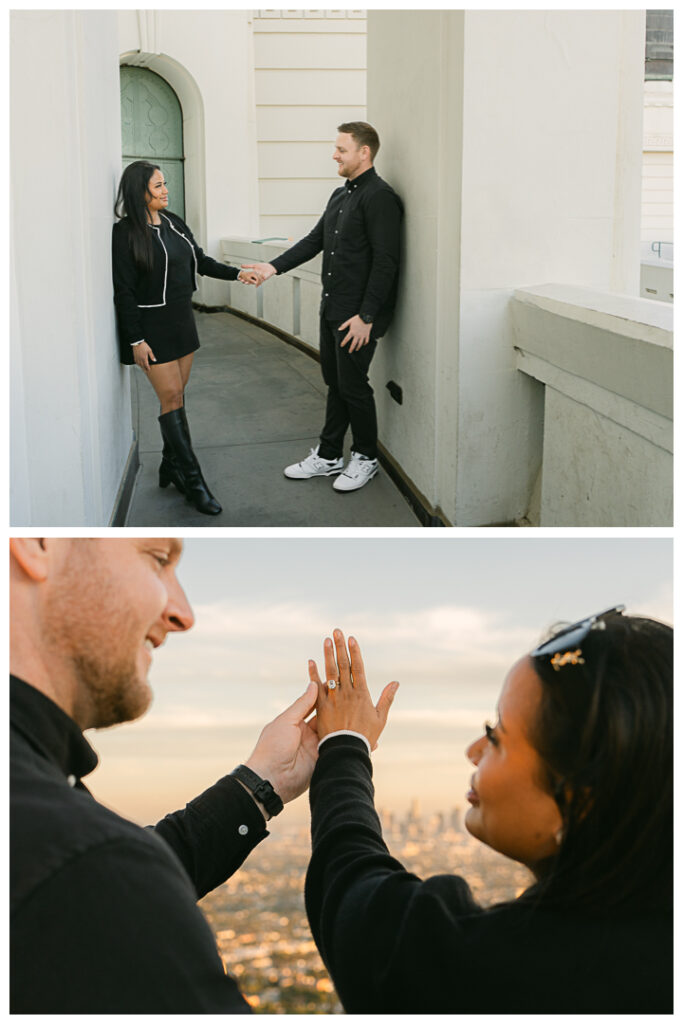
left=466, top=735, right=485, bottom=764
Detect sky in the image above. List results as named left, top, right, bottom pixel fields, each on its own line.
left=86, top=537, right=673, bottom=827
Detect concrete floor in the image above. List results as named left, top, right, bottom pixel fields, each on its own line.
left=125, top=310, right=420, bottom=527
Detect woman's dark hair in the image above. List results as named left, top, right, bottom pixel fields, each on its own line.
left=114, top=160, right=161, bottom=272
left=525, top=612, right=672, bottom=917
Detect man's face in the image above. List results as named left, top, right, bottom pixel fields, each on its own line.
left=43, top=539, right=193, bottom=730
left=333, top=132, right=365, bottom=179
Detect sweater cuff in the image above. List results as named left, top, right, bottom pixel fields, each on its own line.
left=318, top=731, right=372, bottom=755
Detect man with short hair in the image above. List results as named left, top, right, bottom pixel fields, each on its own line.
left=10, top=537, right=319, bottom=1013
left=243, top=122, right=403, bottom=492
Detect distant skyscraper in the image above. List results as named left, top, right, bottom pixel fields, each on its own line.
left=450, top=807, right=462, bottom=832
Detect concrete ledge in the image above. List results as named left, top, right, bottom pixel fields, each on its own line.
left=220, top=236, right=322, bottom=350
left=512, top=283, right=672, bottom=526
left=512, top=284, right=672, bottom=418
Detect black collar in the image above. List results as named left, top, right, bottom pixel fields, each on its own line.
left=344, top=166, right=377, bottom=192
left=10, top=675, right=99, bottom=782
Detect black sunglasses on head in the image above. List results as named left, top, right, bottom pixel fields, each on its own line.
left=531, top=605, right=625, bottom=670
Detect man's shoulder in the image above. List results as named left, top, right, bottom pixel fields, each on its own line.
left=365, top=173, right=404, bottom=210
left=11, top=749, right=170, bottom=913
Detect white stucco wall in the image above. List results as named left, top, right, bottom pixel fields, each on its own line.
left=367, top=10, right=646, bottom=525
left=253, top=10, right=367, bottom=240
left=11, top=10, right=132, bottom=526
left=118, top=10, right=260, bottom=307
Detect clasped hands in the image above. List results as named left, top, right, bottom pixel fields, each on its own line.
left=238, top=265, right=371, bottom=352
left=244, top=630, right=398, bottom=814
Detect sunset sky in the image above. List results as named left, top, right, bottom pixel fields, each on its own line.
left=86, top=537, right=673, bottom=828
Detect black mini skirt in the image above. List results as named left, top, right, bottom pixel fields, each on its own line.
left=132, top=297, right=200, bottom=366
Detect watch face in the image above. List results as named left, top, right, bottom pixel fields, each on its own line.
left=361, top=314, right=373, bottom=324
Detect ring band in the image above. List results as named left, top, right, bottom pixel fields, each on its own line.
left=327, top=680, right=338, bottom=690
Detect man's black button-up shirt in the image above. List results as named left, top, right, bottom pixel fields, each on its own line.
left=10, top=675, right=268, bottom=1013
left=270, top=166, right=403, bottom=337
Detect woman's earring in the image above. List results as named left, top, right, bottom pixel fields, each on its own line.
left=554, top=827, right=564, bottom=846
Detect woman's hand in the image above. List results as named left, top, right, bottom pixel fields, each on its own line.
left=132, top=342, right=157, bottom=372
left=237, top=269, right=261, bottom=286
left=309, top=629, right=399, bottom=750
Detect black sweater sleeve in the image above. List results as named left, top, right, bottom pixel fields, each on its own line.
left=152, top=773, right=268, bottom=899
left=111, top=221, right=145, bottom=345
left=269, top=211, right=326, bottom=275
left=359, top=189, right=402, bottom=320
left=305, top=736, right=482, bottom=1014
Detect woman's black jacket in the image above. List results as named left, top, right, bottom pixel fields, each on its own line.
left=305, top=735, right=672, bottom=1014
left=112, top=211, right=240, bottom=361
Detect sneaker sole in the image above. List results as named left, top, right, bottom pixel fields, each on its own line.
left=333, top=469, right=379, bottom=492
left=284, top=467, right=343, bottom=479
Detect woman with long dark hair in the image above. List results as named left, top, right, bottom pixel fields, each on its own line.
left=305, top=609, right=672, bottom=1013
left=112, top=161, right=258, bottom=515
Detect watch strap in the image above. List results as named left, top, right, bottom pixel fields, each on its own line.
left=230, top=764, right=284, bottom=817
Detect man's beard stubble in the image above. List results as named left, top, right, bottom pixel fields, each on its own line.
left=42, top=543, right=153, bottom=730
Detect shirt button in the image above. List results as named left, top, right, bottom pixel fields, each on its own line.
left=67, top=775, right=77, bottom=787
left=238, top=824, right=249, bottom=836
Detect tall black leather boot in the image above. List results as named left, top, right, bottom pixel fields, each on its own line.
left=159, top=435, right=186, bottom=494
left=158, top=409, right=222, bottom=516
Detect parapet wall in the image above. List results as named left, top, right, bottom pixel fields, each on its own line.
left=512, top=284, right=672, bottom=527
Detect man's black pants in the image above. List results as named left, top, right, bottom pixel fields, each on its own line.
left=317, top=317, right=378, bottom=461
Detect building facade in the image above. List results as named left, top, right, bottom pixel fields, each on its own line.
left=10, top=9, right=672, bottom=526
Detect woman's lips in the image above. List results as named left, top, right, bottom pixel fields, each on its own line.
left=466, top=778, right=480, bottom=805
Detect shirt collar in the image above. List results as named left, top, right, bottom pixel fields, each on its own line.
left=344, top=166, right=377, bottom=192
left=10, top=675, right=99, bottom=782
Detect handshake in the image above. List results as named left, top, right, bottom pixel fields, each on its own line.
left=236, top=262, right=277, bottom=287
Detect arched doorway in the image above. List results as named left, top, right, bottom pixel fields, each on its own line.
left=120, top=66, right=185, bottom=219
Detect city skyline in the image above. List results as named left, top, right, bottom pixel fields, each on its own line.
left=86, top=537, right=672, bottom=825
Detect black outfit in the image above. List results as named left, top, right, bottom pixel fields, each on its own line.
left=10, top=676, right=268, bottom=1013
left=270, top=167, right=403, bottom=460
left=305, top=736, right=673, bottom=1014
left=112, top=210, right=241, bottom=365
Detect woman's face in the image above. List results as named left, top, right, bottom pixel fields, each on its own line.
left=145, top=169, right=168, bottom=216
left=465, top=656, right=563, bottom=871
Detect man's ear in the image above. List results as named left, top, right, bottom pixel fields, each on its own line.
left=9, top=539, right=50, bottom=582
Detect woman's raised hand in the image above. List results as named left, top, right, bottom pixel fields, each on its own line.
left=309, top=629, right=399, bottom=751
left=132, top=342, right=157, bottom=372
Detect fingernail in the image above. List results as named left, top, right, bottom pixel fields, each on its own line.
left=349, top=637, right=356, bottom=646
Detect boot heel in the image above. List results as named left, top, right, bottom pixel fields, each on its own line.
left=159, top=472, right=170, bottom=489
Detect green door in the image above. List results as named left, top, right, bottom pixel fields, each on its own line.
left=120, top=66, right=185, bottom=219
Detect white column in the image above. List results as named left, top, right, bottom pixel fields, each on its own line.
left=367, top=10, right=645, bottom=525
left=11, top=10, right=132, bottom=526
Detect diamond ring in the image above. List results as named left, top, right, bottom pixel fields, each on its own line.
left=327, top=680, right=338, bottom=690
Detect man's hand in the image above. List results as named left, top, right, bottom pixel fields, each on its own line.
left=241, top=262, right=277, bottom=286
left=237, top=269, right=261, bottom=285
left=132, top=342, right=157, bottom=372
left=309, top=629, right=399, bottom=750
left=339, top=315, right=372, bottom=353
left=244, top=682, right=319, bottom=805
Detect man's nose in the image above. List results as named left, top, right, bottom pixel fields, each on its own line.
left=162, top=576, right=195, bottom=633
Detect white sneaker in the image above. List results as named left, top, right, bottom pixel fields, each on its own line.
left=333, top=452, right=379, bottom=492
left=284, top=446, right=344, bottom=479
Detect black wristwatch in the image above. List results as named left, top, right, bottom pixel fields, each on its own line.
left=230, top=764, right=284, bottom=817
left=359, top=313, right=374, bottom=324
